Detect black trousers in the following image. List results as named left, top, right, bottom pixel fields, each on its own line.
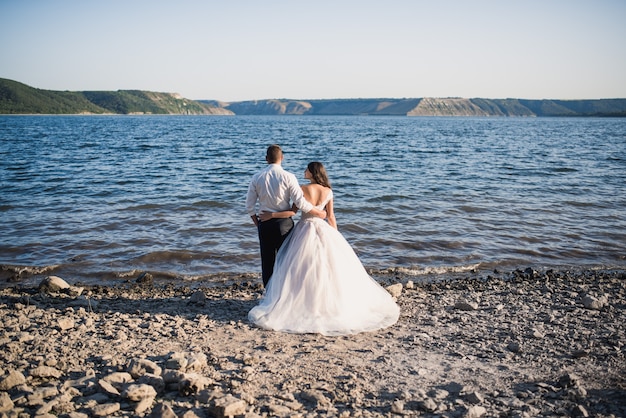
left=258, top=217, right=294, bottom=287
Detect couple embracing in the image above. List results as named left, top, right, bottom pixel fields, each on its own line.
left=245, top=144, right=399, bottom=336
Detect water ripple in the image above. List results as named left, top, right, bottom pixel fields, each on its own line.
left=1, top=115, right=625, bottom=285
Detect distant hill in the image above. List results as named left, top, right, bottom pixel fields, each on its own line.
left=0, top=78, right=232, bottom=115
left=2, top=78, right=625, bottom=116
left=204, top=97, right=626, bottom=117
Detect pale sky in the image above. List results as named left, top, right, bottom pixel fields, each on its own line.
left=1, top=0, right=625, bottom=101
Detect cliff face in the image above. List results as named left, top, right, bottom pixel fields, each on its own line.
left=226, top=100, right=312, bottom=115
left=212, top=97, right=626, bottom=117
left=407, top=98, right=491, bottom=116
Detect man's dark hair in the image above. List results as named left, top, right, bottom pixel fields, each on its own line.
left=266, top=144, right=283, bottom=163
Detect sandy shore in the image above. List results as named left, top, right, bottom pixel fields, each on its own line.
left=0, top=268, right=624, bottom=417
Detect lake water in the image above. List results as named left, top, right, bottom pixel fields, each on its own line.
left=1, top=115, right=625, bottom=286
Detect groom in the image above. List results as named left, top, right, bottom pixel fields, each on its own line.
left=246, top=144, right=326, bottom=287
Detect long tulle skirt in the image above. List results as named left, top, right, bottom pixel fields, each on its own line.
left=248, top=218, right=400, bottom=336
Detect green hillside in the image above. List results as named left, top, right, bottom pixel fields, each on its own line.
left=2, top=77, right=625, bottom=116
left=0, top=78, right=232, bottom=115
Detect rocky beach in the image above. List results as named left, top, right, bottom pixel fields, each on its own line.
left=0, top=268, right=625, bottom=417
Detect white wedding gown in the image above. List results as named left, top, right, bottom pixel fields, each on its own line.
left=248, top=191, right=400, bottom=336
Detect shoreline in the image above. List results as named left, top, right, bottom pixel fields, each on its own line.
left=0, top=268, right=624, bottom=417
left=3, top=261, right=624, bottom=289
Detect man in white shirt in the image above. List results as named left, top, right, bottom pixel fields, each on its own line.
left=246, top=144, right=326, bottom=286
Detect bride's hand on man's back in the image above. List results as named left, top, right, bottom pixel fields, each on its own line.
left=259, top=211, right=273, bottom=222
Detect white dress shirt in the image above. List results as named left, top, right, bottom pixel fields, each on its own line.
left=246, top=164, right=314, bottom=217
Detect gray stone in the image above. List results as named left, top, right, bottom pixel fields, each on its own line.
left=582, top=294, right=605, bottom=310
left=269, top=404, right=292, bottom=415
left=0, top=391, right=14, bottom=413
left=67, top=285, right=84, bottom=297
left=386, top=283, right=403, bottom=298
left=31, top=386, right=59, bottom=400
left=573, top=404, right=590, bottom=417
left=572, top=349, right=590, bottom=358
left=30, top=366, right=63, bottom=378
left=166, top=352, right=188, bottom=370
left=391, top=399, right=405, bottom=413
left=35, top=399, right=59, bottom=415
left=66, top=413, right=89, bottom=418
left=149, top=402, right=178, bottom=418
left=137, top=373, right=166, bottom=394
left=465, top=391, right=484, bottom=404
left=135, top=396, right=154, bottom=414
left=428, top=388, right=449, bottom=400
left=189, top=291, right=206, bottom=304
left=98, top=379, right=120, bottom=396
left=420, top=398, right=438, bottom=412
left=57, top=317, right=75, bottom=331
left=196, top=388, right=225, bottom=404
left=531, top=329, right=544, bottom=339
left=186, top=352, right=208, bottom=372
left=0, top=370, right=26, bottom=390
left=209, top=395, right=247, bottom=418
left=180, top=411, right=203, bottom=418
left=300, top=389, right=331, bottom=408
left=91, top=402, right=121, bottom=416
left=102, top=372, right=133, bottom=389
left=162, top=369, right=185, bottom=384
left=179, top=373, right=211, bottom=396
left=128, top=358, right=162, bottom=378
left=123, top=383, right=157, bottom=401
left=507, top=342, right=521, bottom=353
left=455, top=300, right=479, bottom=311
left=558, top=373, right=580, bottom=388
left=39, top=276, right=70, bottom=292
left=135, top=271, right=153, bottom=285
left=465, top=405, right=487, bottom=418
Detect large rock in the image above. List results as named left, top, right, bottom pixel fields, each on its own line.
left=465, top=405, right=487, bottom=418
left=166, top=352, right=188, bottom=370
left=39, top=276, right=70, bottom=292
left=178, top=373, right=211, bottom=396
left=149, top=402, right=177, bottom=418
left=91, top=402, right=121, bottom=417
left=101, top=372, right=133, bottom=392
left=57, top=317, right=75, bottom=331
left=186, top=352, right=208, bottom=372
left=123, top=383, right=157, bottom=401
left=582, top=294, right=606, bottom=310
left=0, top=370, right=26, bottom=390
left=128, top=358, right=162, bottom=378
left=0, top=391, right=15, bottom=412
left=30, top=366, right=62, bottom=379
left=455, top=300, right=479, bottom=311
left=98, top=379, right=120, bottom=396
left=209, top=395, right=247, bottom=418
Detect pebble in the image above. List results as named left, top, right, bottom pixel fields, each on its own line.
left=454, top=300, right=479, bottom=311
left=0, top=268, right=623, bottom=417
left=387, top=283, right=403, bottom=297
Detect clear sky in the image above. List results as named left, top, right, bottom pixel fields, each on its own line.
left=1, top=0, right=625, bottom=101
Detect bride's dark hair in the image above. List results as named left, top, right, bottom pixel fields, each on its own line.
left=308, top=162, right=331, bottom=188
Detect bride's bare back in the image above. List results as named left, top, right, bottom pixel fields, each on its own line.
left=302, top=183, right=336, bottom=229
left=302, top=183, right=330, bottom=207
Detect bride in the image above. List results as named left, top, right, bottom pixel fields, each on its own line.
left=248, top=162, right=400, bottom=336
